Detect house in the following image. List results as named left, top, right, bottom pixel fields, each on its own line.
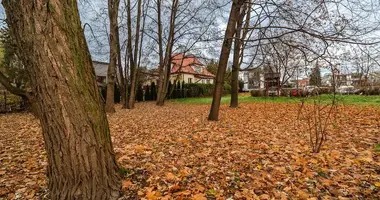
left=145, top=53, right=215, bottom=86
left=239, top=68, right=265, bottom=90
left=297, top=78, right=310, bottom=87
left=369, top=71, right=380, bottom=85
left=93, top=61, right=109, bottom=84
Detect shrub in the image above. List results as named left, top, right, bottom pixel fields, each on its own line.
left=184, top=83, right=214, bottom=97
left=136, top=85, right=144, bottom=102
left=290, top=89, right=307, bottom=97
left=250, top=89, right=266, bottom=97
left=151, top=82, right=157, bottom=100
left=316, top=87, right=332, bottom=95
left=280, top=88, right=293, bottom=97
left=100, top=84, right=120, bottom=103
left=354, top=86, right=380, bottom=95
left=144, top=85, right=151, bottom=101
left=238, top=80, right=245, bottom=92
left=223, top=83, right=232, bottom=95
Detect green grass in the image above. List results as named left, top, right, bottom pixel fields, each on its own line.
left=374, top=144, right=380, bottom=152
left=169, top=94, right=380, bottom=106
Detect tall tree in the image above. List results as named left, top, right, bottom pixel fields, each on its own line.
left=106, top=0, right=121, bottom=113
left=208, top=0, right=245, bottom=121
left=127, top=0, right=143, bottom=109
left=156, top=0, right=179, bottom=106
left=230, top=1, right=249, bottom=108
left=2, top=0, right=121, bottom=198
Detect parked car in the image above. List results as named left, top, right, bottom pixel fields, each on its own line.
left=337, top=85, right=355, bottom=95
left=305, top=86, right=316, bottom=93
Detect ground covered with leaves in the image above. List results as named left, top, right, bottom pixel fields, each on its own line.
left=0, top=102, right=379, bottom=199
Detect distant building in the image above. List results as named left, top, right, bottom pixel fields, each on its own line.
left=239, top=68, right=265, bottom=90
left=297, top=78, right=310, bottom=88
left=93, top=61, right=109, bottom=84
left=144, top=53, right=215, bottom=86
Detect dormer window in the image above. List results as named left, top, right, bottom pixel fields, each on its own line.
left=192, top=65, right=202, bottom=73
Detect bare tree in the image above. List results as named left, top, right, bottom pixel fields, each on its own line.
left=106, top=0, right=121, bottom=113
left=208, top=0, right=245, bottom=121
left=156, top=0, right=179, bottom=106
left=231, top=1, right=250, bottom=108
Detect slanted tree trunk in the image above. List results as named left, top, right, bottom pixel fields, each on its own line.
left=231, top=2, right=249, bottom=108
left=156, top=0, right=179, bottom=106
left=106, top=0, right=120, bottom=113
left=208, top=0, right=244, bottom=120
left=2, top=1, right=121, bottom=199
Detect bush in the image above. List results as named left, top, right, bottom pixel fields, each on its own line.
left=136, top=85, right=144, bottom=102
left=280, top=88, right=293, bottom=97
left=100, top=84, right=120, bottom=103
left=144, top=85, right=151, bottom=101
left=238, top=80, right=245, bottom=92
left=223, top=83, right=232, bottom=95
left=250, top=89, right=266, bottom=97
left=316, top=87, right=332, bottom=95
left=351, top=86, right=380, bottom=95
left=184, top=83, right=214, bottom=97
left=290, top=89, right=307, bottom=97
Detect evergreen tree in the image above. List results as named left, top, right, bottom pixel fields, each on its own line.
left=176, top=81, right=181, bottom=98
left=151, top=82, right=157, bottom=100
left=310, top=66, right=322, bottom=86
left=144, top=85, right=151, bottom=101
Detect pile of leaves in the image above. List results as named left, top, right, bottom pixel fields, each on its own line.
left=0, top=102, right=379, bottom=199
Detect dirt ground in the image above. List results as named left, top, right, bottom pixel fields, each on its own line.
left=0, top=102, right=379, bottom=199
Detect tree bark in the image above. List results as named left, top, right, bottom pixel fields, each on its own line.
left=208, top=0, right=244, bottom=120
left=155, top=0, right=164, bottom=104
left=2, top=0, right=121, bottom=199
left=116, top=25, right=126, bottom=106
left=106, top=0, right=120, bottom=113
left=127, top=0, right=142, bottom=109
left=230, top=3, right=247, bottom=108
left=156, top=0, right=179, bottom=106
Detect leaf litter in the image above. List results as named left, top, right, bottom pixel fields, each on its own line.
left=0, top=102, right=379, bottom=199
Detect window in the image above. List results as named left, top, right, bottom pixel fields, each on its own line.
left=188, top=78, right=192, bottom=83
left=202, top=80, right=205, bottom=84
left=207, top=79, right=211, bottom=84
left=192, top=66, right=202, bottom=73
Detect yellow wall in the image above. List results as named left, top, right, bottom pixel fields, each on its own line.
left=143, top=73, right=214, bottom=86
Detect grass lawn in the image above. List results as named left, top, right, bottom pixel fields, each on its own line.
left=170, top=93, right=380, bottom=106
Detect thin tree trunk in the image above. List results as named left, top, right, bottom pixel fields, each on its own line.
left=231, top=2, right=249, bottom=108
left=155, top=0, right=164, bottom=104
left=116, top=26, right=126, bottom=106
left=123, top=47, right=130, bottom=109
left=208, top=0, right=244, bottom=120
left=2, top=1, right=121, bottom=199
left=127, top=0, right=142, bottom=109
left=156, top=0, right=179, bottom=106
left=106, top=0, right=120, bottom=113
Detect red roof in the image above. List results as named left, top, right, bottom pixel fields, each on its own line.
left=170, top=53, right=215, bottom=78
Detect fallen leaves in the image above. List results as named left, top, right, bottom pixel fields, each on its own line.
left=1, top=102, right=380, bottom=199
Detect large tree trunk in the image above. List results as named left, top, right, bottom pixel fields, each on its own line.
left=156, top=0, right=179, bottom=106
left=230, top=2, right=248, bottom=108
left=106, top=0, right=120, bottom=113
left=2, top=1, right=121, bottom=199
left=208, top=0, right=244, bottom=121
